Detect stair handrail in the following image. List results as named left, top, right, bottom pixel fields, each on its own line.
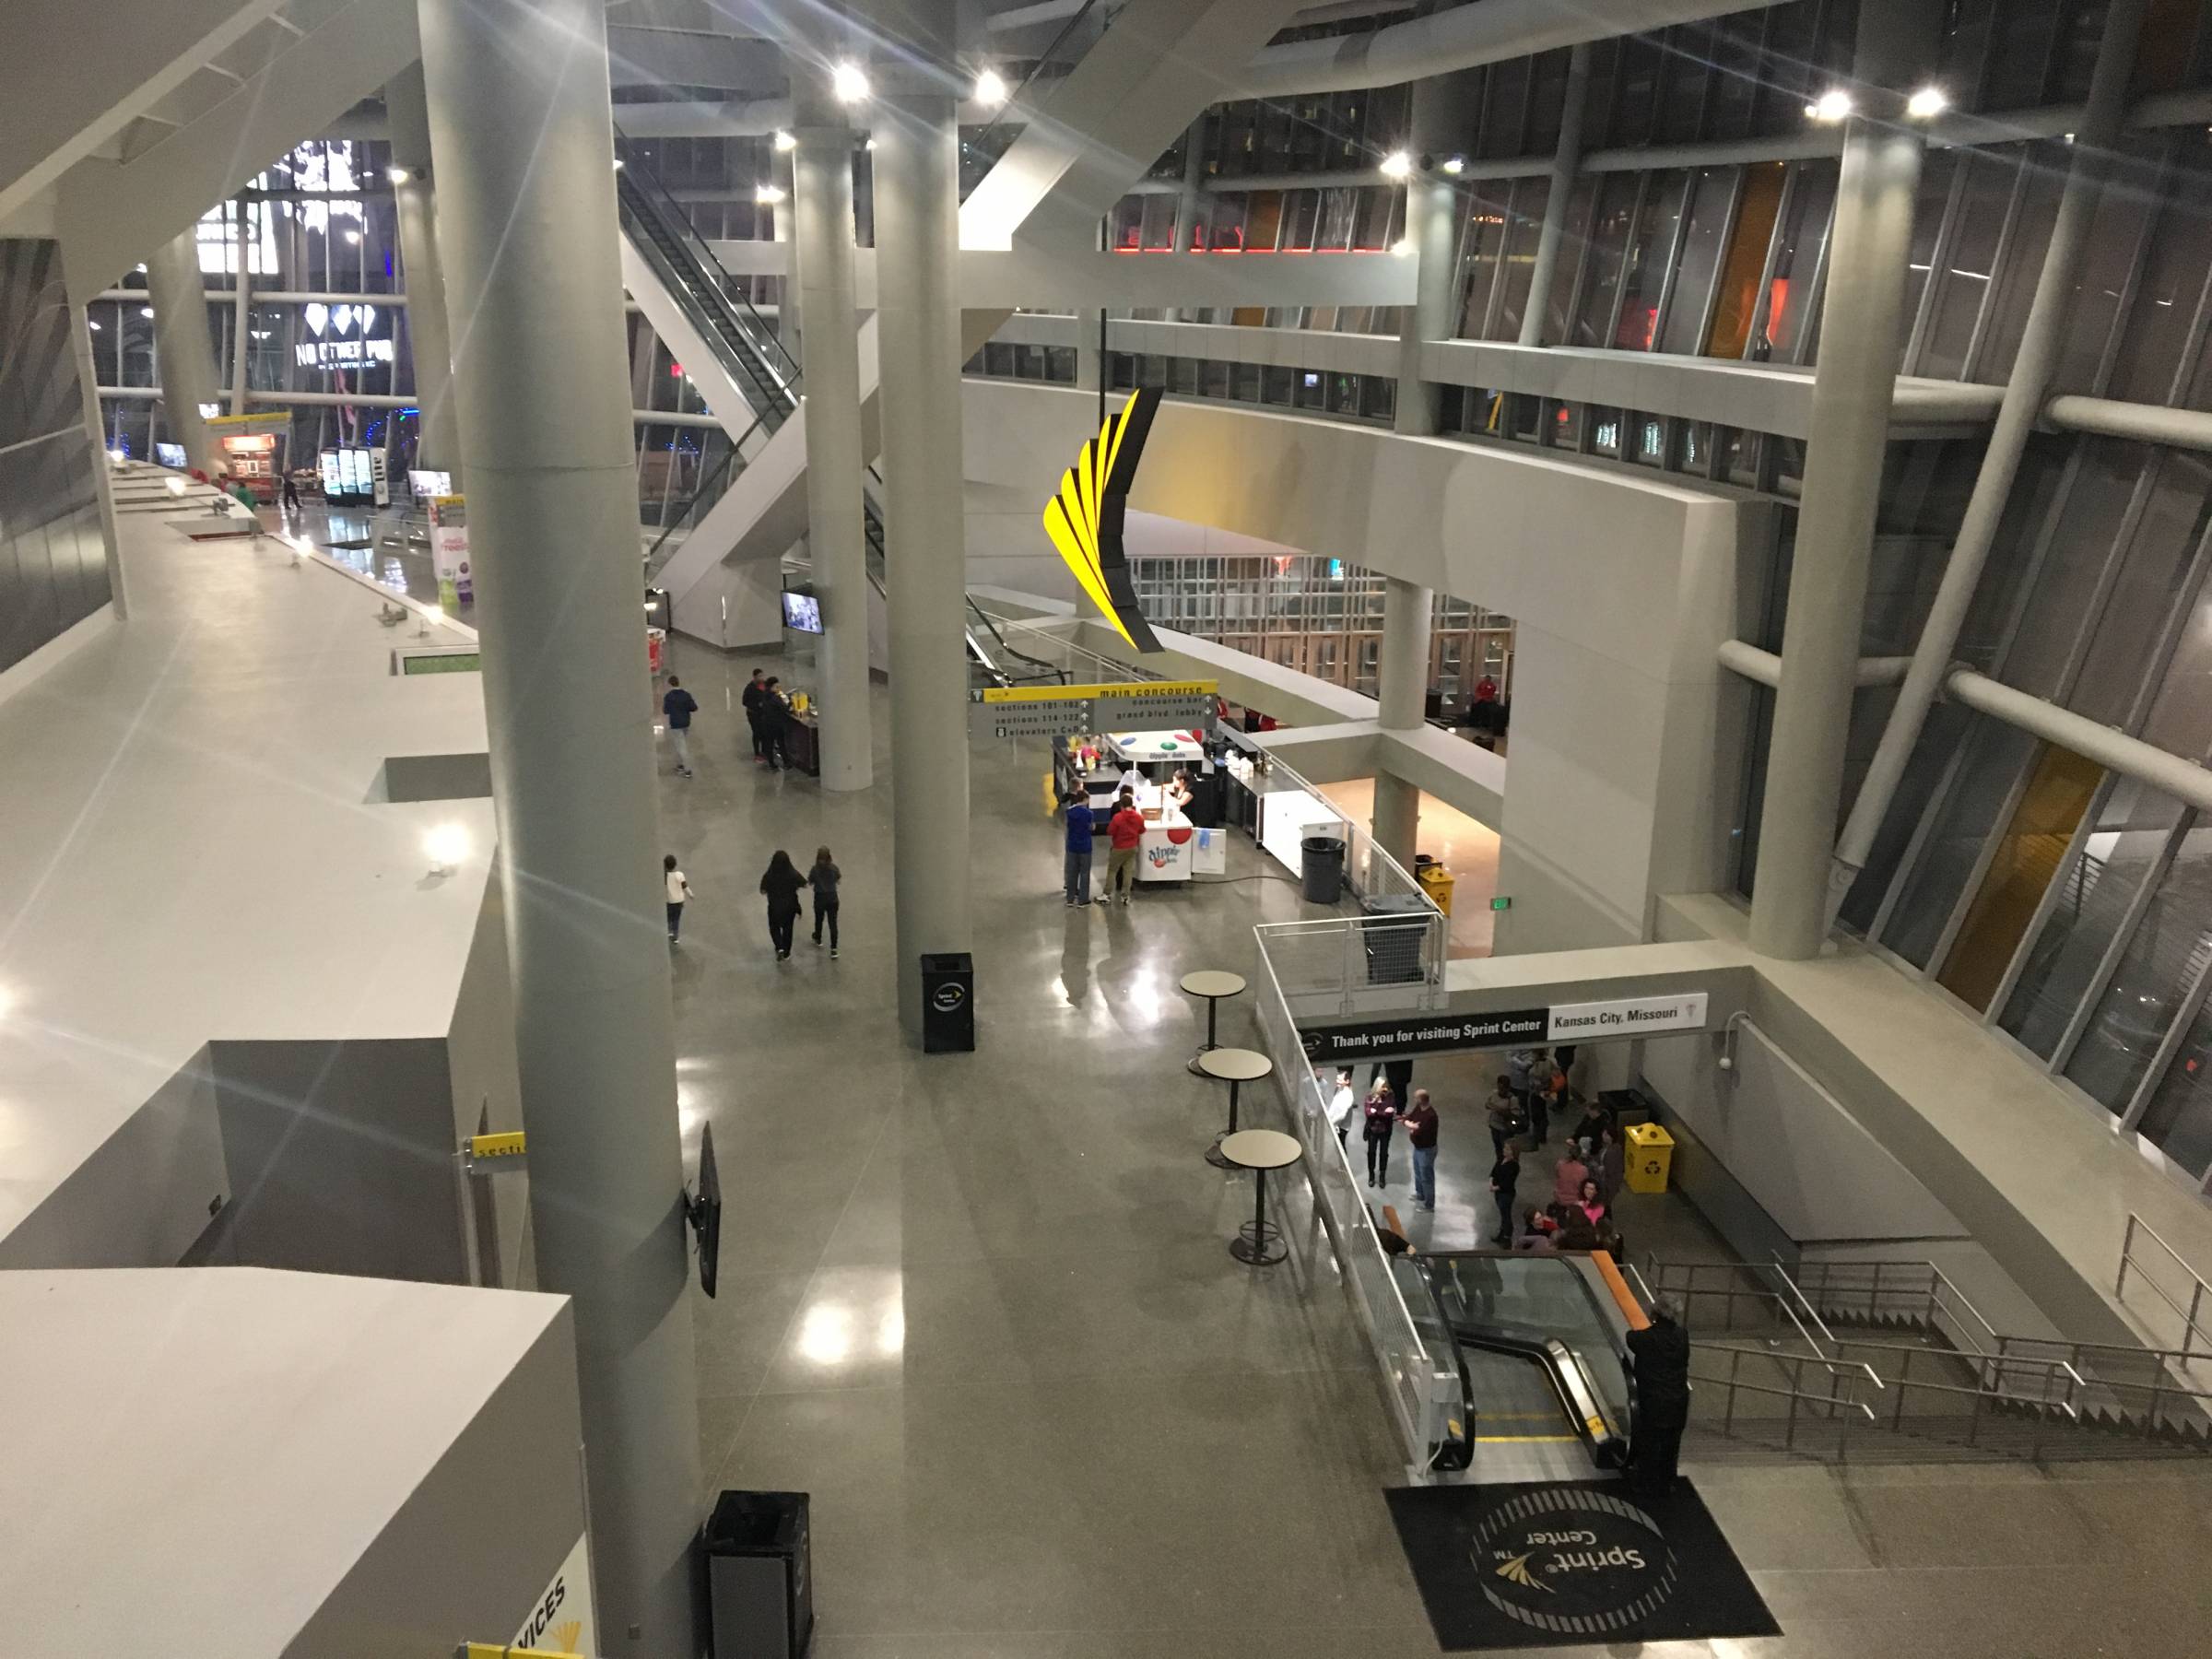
left=1782, top=1253, right=2004, bottom=1359
left=2119, top=1212, right=2212, bottom=1361
left=1761, top=1257, right=1842, bottom=1352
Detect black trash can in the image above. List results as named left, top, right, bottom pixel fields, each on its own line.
left=1361, top=892, right=1431, bottom=985
left=921, top=951, right=975, bottom=1053
left=1300, top=835, right=1346, bottom=903
left=706, top=1489, right=813, bottom=1659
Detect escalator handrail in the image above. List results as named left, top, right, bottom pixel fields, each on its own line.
left=615, top=174, right=797, bottom=428
left=957, top=0, right=1111, bottom=205
left=613, top=128, right=802, bottom=392
left=640, top=414, right=769, bottom=573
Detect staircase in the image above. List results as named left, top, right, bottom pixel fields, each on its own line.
left=1640, top=1254, right=2212, bottom=1464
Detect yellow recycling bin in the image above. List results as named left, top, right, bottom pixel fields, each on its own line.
left=1623, top=1123, right=1675, bottom=1194
left=1416, top=862, right=1455, bottom=917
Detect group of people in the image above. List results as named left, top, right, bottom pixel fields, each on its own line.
left=661, top=669, right=796, bottom=779
left=1322, top=1045, right=1630, bottom=1249
left=1324, top=1072, right=1444, bottom=1210
left=661, top=845, right=841, bottom=960
left=1058, top=782, right=1152, bottom=907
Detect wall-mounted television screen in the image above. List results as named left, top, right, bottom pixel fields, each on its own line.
left=781, top=591, right=822, bottom=634
left=155, top=442, right=188, bottom=470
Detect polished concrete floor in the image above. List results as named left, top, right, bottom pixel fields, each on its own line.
left=648, top=640, right=2212, bottom=1658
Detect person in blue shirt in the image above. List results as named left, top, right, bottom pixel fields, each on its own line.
left=661, top=677, right=700, bottom=778
left=1061, top=783, right=1095, bottom=906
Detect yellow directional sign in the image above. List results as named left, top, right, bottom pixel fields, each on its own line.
left=468, top=1132, right=526, bottom=1159
left=979, top=679, right=1215, bottom=704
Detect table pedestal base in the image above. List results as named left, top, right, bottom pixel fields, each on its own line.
left=1204, top=1133, right=1236, bottom=1171
left=1230, top=1219, right=1286, bottom=1265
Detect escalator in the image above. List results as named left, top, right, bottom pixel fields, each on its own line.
left=616, top=135, right=1065, bottom=685
left=1411, top=1251, right=1644, bottom=1472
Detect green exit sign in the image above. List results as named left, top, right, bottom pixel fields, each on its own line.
left=1491, top=896, right=1512, bottom=912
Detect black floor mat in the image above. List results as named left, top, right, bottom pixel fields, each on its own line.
left=1385, top=1477, right=1778, bottom=1651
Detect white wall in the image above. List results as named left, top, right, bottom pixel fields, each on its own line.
left=1641, top=1021, right=1969, bottom=1246
left=962, top=379, right=1766, bottom=952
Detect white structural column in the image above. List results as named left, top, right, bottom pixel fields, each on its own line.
left=1748, top=0, right=1931, bottom=960
left=1828, top=0, right=2147, bottom=917
left=792, top=97, right=874, bottom=791
left=773, top=144, right=801, bottom=363
left=877, top=79, right=976, bottom=1033
left=1518, top=44, right=1591, bottom=349
left=1372, top=77, right=1464, bottom=868
left=144, top=226, right=222, bottom=477
left=385, top=64, right=461, bottom=480
left=229, top=197, right=251, bottom=416
left=416, top=0, right=702, bottom=1651
left=1173, top=117, right=1210, bottom=253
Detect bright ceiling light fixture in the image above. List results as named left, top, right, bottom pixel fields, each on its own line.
left=755, top=183, right=786, bottom=204
left=773, top=129, right=796, bottom=152
left=423, top=823, right=469, bottom=876
left=1806, top=88, right=1853, bottom=123
left=1441, top=155, right=1465, bottom=175
left=1905, top=85, right=1948, bottom=120
left=830, top=62, right=869, bottom=104
left=140, top=305, right=154, bottom=318
left=1391, top=238, right=1414, bottom=257
left=386, top=165, right=411, bottom=183
left=1379, top=149, right=1413, bottom=180
left=973, top=67, right=1009, bottom=109
left=344, top=228, right=361, bottom=244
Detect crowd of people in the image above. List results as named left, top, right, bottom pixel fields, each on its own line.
left=1324, top=1045, right=1631, bottom=1251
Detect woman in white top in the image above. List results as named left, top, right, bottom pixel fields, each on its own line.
left=664, top=853, right=693, bottom=943
left=1324, top=1067, right=1358, bottom=1147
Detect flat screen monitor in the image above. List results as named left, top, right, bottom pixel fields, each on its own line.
left=318, top=450, right=343, bottom=499
left=781, top=590, right=823, bottom=634
left=155, top=441, right=188, bottom=470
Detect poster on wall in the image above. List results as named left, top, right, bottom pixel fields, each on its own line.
left=429, top=495, right=473, bottom=605
left=512, top=1532, right=596, bottom=1656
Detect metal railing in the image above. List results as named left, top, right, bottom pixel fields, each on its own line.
left=2119, top=1212, right=2212, bottom=1363
left=1786, top=1255, right=2006, bottom=1363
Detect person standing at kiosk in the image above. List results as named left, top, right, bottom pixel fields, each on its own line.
left=1105, top=790, right=1146, bottom=905
left=1062, top=784, right=1096, bottom=906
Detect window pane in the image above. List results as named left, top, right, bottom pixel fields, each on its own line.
left=1536, top=179, right=1598, bottom=346
left=2066, top=826, right=2212, bottom=1112
left=1884, top=720, right=2040, bottom=970
left=2134, top=990, right=2212, bottom=1177
left=1567, top=175, right=1640, bottom=347
left=1976, top=141, right=2070, bottom=381
left=1999, top=781, right=2184, bottom=1054
left=2051, top=138, right=2165, bottom=394
left=1704, top=163, right=1785, bottom=359
left=1657, top=168, right=1736, bottom=355
left=1479, top=59, right=1530, bottom=159
left=1997, top=438, right=2149, bottom=699
left=1757, top=161, right=1836, bottom=362
left=1488, top=179, right=1551, bottom=342
left=1456, top=186, right=1512, bottom=336
left=2107, top=136, right=2212, bottom=405
left=1614, top=171, right=1688, bottom=350
left=1841, top=703, right=1973, bottom=935
left=1938, top=744, right=2103, bottom=1012
left=1893, top=152, right=1961, bottom=360
left=1917, top=150, right=2020, bottom=380
left=2067, top=449, right=2212, bottom=727
left=1981, top=0, right=2065, bottom=107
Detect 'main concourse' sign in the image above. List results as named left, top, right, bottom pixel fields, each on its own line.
left=1300, top=993, right=1710, bottom=1064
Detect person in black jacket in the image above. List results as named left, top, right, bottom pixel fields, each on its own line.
left=759, top=676, right=792, bottom=771
left=1625, top=1297, right=1692, bottom=1493
left=740, top=669, right=769, bottom=764
left=759, top=849, right=806, bottom=960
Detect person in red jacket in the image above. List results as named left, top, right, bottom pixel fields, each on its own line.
left=1105, top=789, right=1147, bottom=905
